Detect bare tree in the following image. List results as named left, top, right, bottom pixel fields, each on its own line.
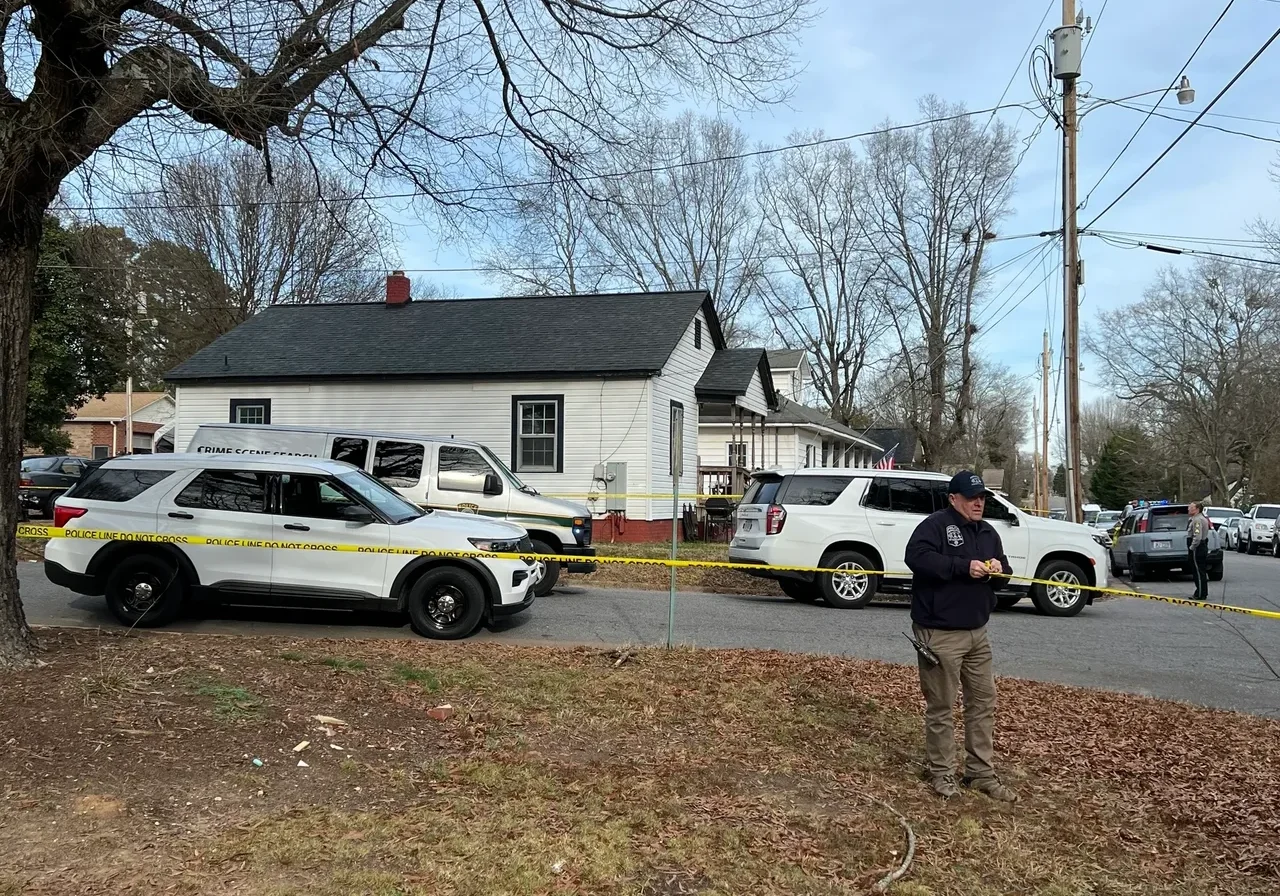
left=476, top=168, right=607, bottom=296
left=1053, top=395, right=1127, bottom=473
left=0, top=0, right=811, bottom=665
left=860, top=96, right=1017, bottom=467
left=126, top=145, right=395, bottom=318
left=587, top=114, right=769, bottom=344
left=953, top=360, right=1028, bottom=474
left=755, top=136, right=888, bottom=424
left=1086, top=259, right=1280, bottom=502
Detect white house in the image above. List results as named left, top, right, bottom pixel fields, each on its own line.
left=165, top=278, right=778, bottom=540
left=698, top=349, right=883, bottom=473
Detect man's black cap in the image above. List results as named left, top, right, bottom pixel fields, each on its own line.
left=948, top=470, right=991, bottom=498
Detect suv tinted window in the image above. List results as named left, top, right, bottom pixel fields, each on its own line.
left=780, top=475, right=853, bottom=506
left=68, top=468, right=174, bottom=502
left=865, top=476, right=936, bottom=514
left=743, top=476, right=784, bottom=505
left=373, top=440, right=424, bottom=488
left=281, top=473, right=362, bottom=521
left=1255, top=506, right=1280, bottom=520
left=982, top=497, right=1013, bottom=521
left=175, top=470, right=268, bottom=513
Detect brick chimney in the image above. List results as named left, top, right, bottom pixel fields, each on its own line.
left=386, top=270, right=411, bottom=306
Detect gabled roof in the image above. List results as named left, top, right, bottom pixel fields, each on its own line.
left=769, top=398, right=882, bottom=450
left=767, top=348, right=806, bottom=370
left=695, top=348, right=778, bottom=409
left=166, top=290, right=723, bottom=382
left=70, top=392, right=171, bottom=420
left=864, top=427, right=919, bottom=464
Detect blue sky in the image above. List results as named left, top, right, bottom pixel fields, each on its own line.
left=394, top=0, right=1280, bottom=423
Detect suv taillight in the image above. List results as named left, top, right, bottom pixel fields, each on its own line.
left=765, top=504, right=786, bottom=535
left=1137, top=519, right=1147, bottom=534
left=53, top=505, right=87, bottom=529
left=19, top=476, right=32, bottom=487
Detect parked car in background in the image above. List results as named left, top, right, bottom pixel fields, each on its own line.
left=1221, top=517, right=1242, bottom=551
left=1109, top=503, right=1223, bottom=581
left=729, top=468, right=1108, bottom=617
left=44, top=454, right=540, bottom=639
left=19, top=455, right=90, bottom=519
left=1204, top=505, right=1243, bottom=533
left=1092, top=510, right=1122, bottom=541
left=1237, top=503, right=1280, bottom=555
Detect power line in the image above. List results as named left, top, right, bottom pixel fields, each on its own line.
left=1083, top=22, right=1280, bottom=230
left=1081, top=0, right=1110, bottom=60
left=1111, top=100, right=1280, bottom=145
left=1080, top=0, right=1238, bottom=210
left=57, top=101, right=1043, bottom=214
left=1106, top=99, right=1280, bottom=129
left=1084, top=232, right=1280, bottom=269
left=1090, top=227, right=1268, bottom=247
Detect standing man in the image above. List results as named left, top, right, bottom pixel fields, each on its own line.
left=1187, top=501, right=1210, bottom=601
left=905, top=471, right=1017, bottom=803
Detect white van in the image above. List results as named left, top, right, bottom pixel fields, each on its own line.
left=187, top=424, right=595, bottom=594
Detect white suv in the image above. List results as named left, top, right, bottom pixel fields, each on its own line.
left=729, top=468, right=1109, bottom=617
left=1237, top=503, right=1280, bottom=555
left=44, top=454, right=540, bottom=639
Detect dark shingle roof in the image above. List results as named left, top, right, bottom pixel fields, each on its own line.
left=695, top=348, right=778, bottom=409
left=864, top=427, right=918, bottom=464
left=767, top=348, right=806, bottom=370
left=166, top=290, right=721, bottom=382
left=768, top=399, right=881, bottom=448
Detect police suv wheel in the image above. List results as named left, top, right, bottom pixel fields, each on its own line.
left=1030, top=559, right=1088, bottom=617
left=779, top=579, right=819, bottom=602
left=530, top=539, right=560, bottom=597
left=817, top=550, right=878, bottom=609
left=104, top=554, right=186, bottom=628
left=406, top=567, right=486, bottom=640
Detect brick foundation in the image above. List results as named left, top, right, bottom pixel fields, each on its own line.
left=590, top=515, right=684, bottom=543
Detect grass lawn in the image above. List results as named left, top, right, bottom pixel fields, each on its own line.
left=574, top=541, right=783, bottom=595
left=2, top=629, right=1276, bottom=895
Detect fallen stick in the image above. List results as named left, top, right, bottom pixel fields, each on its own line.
left=863, top=793, right=916, bottom=893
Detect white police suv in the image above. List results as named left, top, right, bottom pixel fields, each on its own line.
left=43, top=454, right=539, bottom=639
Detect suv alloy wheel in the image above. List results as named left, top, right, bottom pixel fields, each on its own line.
left=817, top=549, right=878, bottom=609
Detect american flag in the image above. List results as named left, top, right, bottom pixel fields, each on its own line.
left=875, top=443, right=898, bottom=470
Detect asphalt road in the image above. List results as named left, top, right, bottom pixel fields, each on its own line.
left=16, top=551, right=1280, bottom=718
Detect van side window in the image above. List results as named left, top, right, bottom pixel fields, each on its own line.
left=331, top=437, right=369, bottom=469
left=373, top=440, right=424, bottom=488
left=439, top=446, right=495, bottom=482
left=174, top=470, right=268, bottom=513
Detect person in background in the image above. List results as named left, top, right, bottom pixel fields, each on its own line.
left=1187, top=501, right=1210, bottom=601
left=904, top=471, right=1018, bottom=803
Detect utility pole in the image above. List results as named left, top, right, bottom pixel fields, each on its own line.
left=1031, top=397, right=1041, bottom=513
left=1055, top=0, right=1085, bottom=523
left=1041, top=330, right=1051, bottom=511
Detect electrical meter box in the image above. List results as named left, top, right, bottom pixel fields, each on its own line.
left=605, top=462, right=627, bottom=512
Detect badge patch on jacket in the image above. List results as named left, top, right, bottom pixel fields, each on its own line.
left=946, top=524, right=964, bottom=547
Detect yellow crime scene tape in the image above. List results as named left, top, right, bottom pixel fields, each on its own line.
left=16, top=524, right=1280, bottom=622
left=544, top=493, right=743, bottom=500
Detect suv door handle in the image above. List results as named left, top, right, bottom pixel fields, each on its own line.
left=168, top=511, right=194, bottom=520
left=284, top=523, right=311, bottom=532
left=875, top=522, right=896, bottom=527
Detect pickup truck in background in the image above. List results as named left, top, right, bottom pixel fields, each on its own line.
left=1237, top=503, right=1280, bottom=555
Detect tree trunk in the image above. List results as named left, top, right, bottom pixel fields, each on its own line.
left=0, top=236, right=42, bottom=667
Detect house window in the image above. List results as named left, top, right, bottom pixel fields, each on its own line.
left=92, top=445, right=110, bottom=460
left=804, top=445, right=814, bottom=467
left=694, top=319, right=702, bottom=350
left=727, top=442, right=747, bottom=468
left=512, top=395, right=564, bottom=473
left=230, top=399, right=271, bottom=425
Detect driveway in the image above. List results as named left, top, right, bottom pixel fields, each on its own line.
left=15, top=551, right=1280, bottom=718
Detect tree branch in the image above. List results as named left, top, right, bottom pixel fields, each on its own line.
left=130, top=0, right=255, bottom=79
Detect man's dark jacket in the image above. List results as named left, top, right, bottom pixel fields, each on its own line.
left=905, top=505, right=1012, bottom=630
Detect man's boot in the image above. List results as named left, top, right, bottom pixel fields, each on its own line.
left=962, top=776, right=1018, bottom=803
left=931, top=774, right=960, bottom=799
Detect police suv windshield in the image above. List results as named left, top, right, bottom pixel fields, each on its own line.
left=336, top=469, right=424, bottom=524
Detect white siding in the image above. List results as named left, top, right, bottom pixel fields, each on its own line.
left=173, top=377, right=663, bottom=519
left=740, top=369, right=770, bottom=417
left=650, top=309, right=713, bottom=506
left=698, top=424, right=799, bottom=471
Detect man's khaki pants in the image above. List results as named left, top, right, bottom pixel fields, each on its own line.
left=912, top=623, right=996, bottom=782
